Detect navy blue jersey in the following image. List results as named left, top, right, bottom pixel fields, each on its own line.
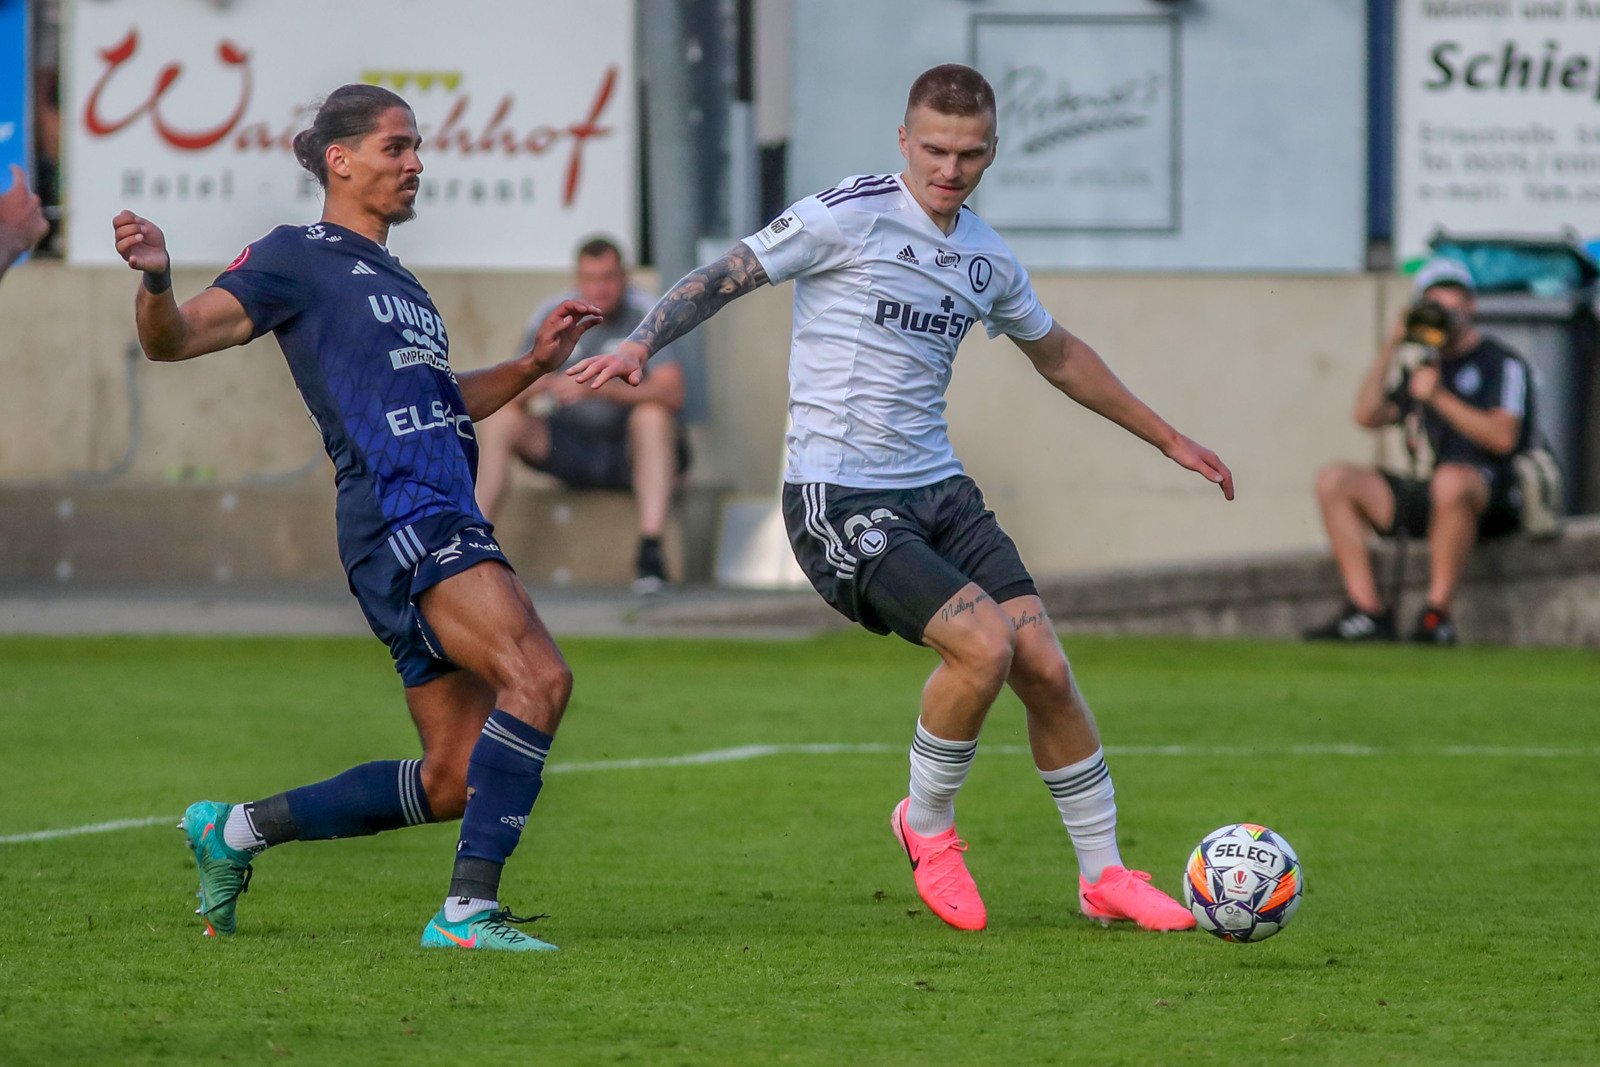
left=212, top=222, right=482, bottom=568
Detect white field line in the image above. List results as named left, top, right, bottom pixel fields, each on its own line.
left=0, top=814, right=176, bottom=844
left=3, top=742, right=1597, bottom=845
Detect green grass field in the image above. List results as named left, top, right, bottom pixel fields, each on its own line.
left=2, top=632, right=1598, bottom=1065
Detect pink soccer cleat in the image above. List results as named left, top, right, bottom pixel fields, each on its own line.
left=891, top=798, right=987, bottom=931
left=1079, top=865, right=1197, bottom=931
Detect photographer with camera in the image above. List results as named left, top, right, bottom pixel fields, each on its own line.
left=1306, top=258, right=1533, bottom=645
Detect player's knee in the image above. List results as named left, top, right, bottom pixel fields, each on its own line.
left=1011, top=642, right=1072, bottom=697
left=480, top=640, right=572, bottom=724
left=954, top=620, right=1015, bottom=693
left=506, top=650, right=573, bottom=716
left=419, top=758, right=470, bottom=820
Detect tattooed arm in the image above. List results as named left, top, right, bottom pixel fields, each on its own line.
left=567, top=243, right=769, bottom=389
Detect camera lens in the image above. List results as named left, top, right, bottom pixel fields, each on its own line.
left=1404, top=301, right=1453, bottom=347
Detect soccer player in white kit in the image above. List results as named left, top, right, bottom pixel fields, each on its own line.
left=573, top=64, right=1233, bottom=932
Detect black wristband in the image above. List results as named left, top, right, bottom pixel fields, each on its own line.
left=142, top=268, right=172, bottom=295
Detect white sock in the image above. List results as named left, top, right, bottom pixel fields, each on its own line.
left=444, top=896, right=499, bottom=923
left=905, top=722, right=977, bottom=836
left=1039, top=748, right=1121, bottom=883
left=222, top=804, right=267, bottom=855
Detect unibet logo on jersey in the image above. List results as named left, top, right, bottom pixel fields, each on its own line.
left=873, top=297, right=980, bottom=340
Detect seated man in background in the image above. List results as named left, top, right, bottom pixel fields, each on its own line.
left=476, top=237, right=687, bottom=593
left=1306, top=258, right=1532, bottom=645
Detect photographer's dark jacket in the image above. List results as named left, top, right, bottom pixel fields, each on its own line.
left=1389, top=336, right=1533, bottom=474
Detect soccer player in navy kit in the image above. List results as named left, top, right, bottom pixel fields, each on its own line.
left=574, top=66, right=1232, bottom=933
left=112, top=85, right=602, bottom=951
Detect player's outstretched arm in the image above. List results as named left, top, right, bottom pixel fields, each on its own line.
left=113, top=211, right=253, bottom=362
left=458, top=299, right=604, bottom=422
left=568, top=243, right=769, bottom=389
left=1014, top=323, right=1234, bottom=500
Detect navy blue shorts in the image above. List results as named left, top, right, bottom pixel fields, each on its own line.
left=345, top=512, right=513, bottom=688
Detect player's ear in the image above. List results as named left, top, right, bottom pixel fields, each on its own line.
left=898, top=125, right=909, bottom=161
left=325, top=142, right=352, bottom=181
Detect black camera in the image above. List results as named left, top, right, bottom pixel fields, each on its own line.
left=1404, top=300, right=1456, bottom=347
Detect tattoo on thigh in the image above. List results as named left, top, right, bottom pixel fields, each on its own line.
left=940, top=591, right=990, bottom=623
left=1011, top=607, right=1048, bottom=631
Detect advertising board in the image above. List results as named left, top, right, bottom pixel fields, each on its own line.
left=67, top=0, right=635, bottom=269
left=1397, top=0, right=1600, bottom=261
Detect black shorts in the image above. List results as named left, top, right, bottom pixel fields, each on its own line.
left=1382, top=465, right=1522, bottom=541
left=782, top=474, right=1036, bottom=645
left=345, top=512, right=512, bottom=688
left=530, top=412, right=691, bottom=490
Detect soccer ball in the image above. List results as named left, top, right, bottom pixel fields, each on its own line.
left=1182, top=823, right=1303, bottom=943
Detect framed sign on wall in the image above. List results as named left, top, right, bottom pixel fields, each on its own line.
left=971, top=13, right=1180, bottom=235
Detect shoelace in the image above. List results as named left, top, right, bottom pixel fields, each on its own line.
left=478, top=908, right=550, bottom=940
left=920, top=836, right=973, bottom=897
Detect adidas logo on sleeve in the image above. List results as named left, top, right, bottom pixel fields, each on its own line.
left=351, top=261, right=377, bottom=276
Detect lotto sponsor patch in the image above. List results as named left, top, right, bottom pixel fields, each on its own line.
left=756, top=210, right=804, bottom=249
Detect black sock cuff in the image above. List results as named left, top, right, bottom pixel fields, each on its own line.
left=245, top=794, right=300, bottom=847
left=449, top=855, right=505, bottom=901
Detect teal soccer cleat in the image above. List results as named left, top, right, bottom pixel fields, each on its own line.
left=180, top=800, right=254, bottom=936
left=420, top=906, right=558, bottom=952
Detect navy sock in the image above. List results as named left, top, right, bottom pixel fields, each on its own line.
left=449, top=711, right=552, bottom=901
left=249, top=759, right=435, bottom=845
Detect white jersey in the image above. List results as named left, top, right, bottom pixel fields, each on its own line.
left=743, top=172, right=1053, bottom=489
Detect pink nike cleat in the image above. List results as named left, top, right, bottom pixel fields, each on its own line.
left=890, top=798, right=986, bottom=931
left=1079, top=865, right=1197, bottom=931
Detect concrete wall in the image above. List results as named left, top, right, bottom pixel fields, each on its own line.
left=693, top=269, right=1414, bottom=575
left=0, top=259, right=1411, bottom=577
left=0, top=261, right=580, bottom=481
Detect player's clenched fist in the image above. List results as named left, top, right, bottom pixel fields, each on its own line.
left=112, top=210, right=170, bottom=273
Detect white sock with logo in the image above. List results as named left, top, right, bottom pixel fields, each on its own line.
left=443, top=896, right=499, bottom=923
left=222, top=804, right=267, bottom=854
left=905, top=721, right=978, bottom=836
left=1039, top=748, right=1121, bottom=883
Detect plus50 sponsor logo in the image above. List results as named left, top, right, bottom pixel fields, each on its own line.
left=873, top=298, right=978, bottom=339
left=386, top=400, right=474, bottom=440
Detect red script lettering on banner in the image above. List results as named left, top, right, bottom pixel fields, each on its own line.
left=82, top=29, right=617, bottom=206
